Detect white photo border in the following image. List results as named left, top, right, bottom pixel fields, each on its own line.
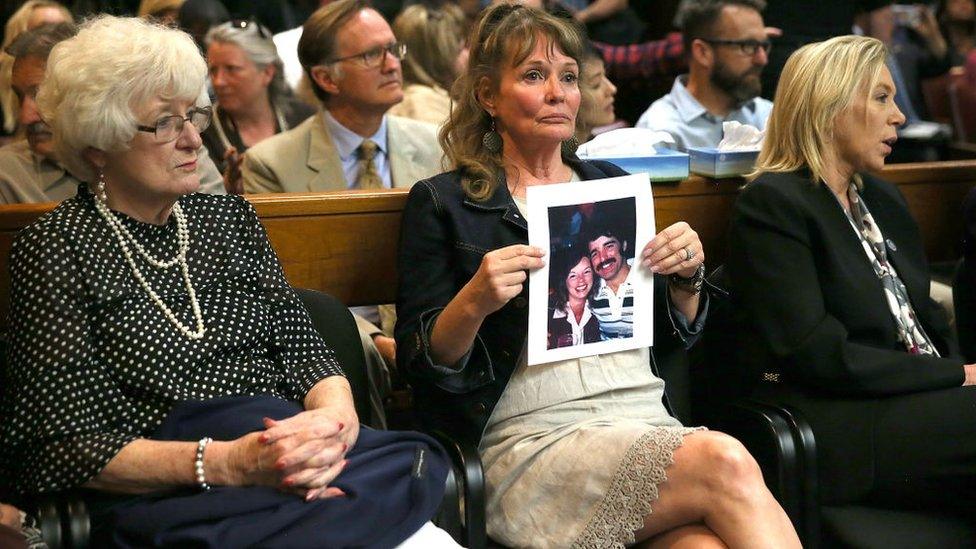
left=526, top=173, right=655, bottom=365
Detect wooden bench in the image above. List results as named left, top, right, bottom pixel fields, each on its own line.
left=0, top=160, right=973, bottom=331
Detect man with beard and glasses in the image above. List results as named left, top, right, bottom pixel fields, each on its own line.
left=0, top=23, right=227, bottom=205
left=635, top=0, right=773, bottom=151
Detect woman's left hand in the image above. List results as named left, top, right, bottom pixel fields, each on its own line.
left=640, top=221, right=704, bottom=278
left=259, top=403, right=360, bottom=499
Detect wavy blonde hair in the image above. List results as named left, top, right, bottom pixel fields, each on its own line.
left=393, top=3, right=467, bottom=92
left=753, top=35, right=887, bottom=186
left=1, top=1, right=73, bottom=134
left=440, top=2, right=584, bottom=201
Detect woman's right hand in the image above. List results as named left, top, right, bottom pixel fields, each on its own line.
left=211, top=429, right=347, bottom=499
left=461, top=244, right=546, bottom=317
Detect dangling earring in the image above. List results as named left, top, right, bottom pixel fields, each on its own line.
left=561, top=135, right=580, bottom=157
left=96, top=171, right=107, bottom=203
left=482, top=117, right=502, bottom=153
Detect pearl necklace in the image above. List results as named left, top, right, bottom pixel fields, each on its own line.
left=94, top=199, right=207, bottom=340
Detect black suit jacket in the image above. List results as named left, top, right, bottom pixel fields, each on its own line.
left=727, top=170, right=964, bottom=502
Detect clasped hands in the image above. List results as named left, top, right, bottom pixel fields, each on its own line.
left=219, top=405, right=360, bottom=501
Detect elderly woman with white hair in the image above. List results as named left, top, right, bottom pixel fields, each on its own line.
left=202, top=19, right=314, bottom=193
left=0, top=16, right=455, bottom=548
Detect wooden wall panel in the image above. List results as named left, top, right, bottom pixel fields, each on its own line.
left=0, top=163, right=971, bottom=331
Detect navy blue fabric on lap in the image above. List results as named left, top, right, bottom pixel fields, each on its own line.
left=98, top=396, right=448, bottom=548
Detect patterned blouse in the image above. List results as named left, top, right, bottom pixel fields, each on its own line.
left=843, top=183, right=938, bottom=355
left=0, top=189, right=343, bottom=497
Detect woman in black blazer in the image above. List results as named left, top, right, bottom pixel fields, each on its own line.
left=728, top=35, right=976, bottom=513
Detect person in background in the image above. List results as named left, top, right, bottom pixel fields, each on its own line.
left=396, top=4, right=801, bottom=547
left=576, top=41, right=620, bottom=143
left=0, top=0, right=73, bottom=143
left=203, top=19, right=315, bottom=193
left=889, top=3, right=951, bottom=121
left=0, top=22, right=226, bottom=203
left=635, top=0, right=773, bottom=151
left=728, top=34, right=976, bottom=519
left=389, top=2, right=469, bottom=126
left=178, top=0, right=230, bottom=52
left=761, top=0, right=894, bottom=100
left=938, top=0, right=976, bottom=64
left=243, top=0, right=444, bottom=428
left=137, top=0, right=185, bottom=24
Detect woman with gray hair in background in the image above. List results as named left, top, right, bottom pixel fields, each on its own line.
left=203, top=19, right=315, bottom=193
left=0, top=15, right=455, bottom=548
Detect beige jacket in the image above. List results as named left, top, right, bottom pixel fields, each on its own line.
left=241, top=111, right=443, bottom=193
left=0, top=139, right=225, bottom=204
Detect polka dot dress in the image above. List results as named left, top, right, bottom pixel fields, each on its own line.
left=0, top=187, right=343, bottom=497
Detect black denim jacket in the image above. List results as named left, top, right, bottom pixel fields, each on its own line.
left=395, top=158, right=708, bottom=442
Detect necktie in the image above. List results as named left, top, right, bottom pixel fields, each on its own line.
left=356, top=139, right=383, bottom=189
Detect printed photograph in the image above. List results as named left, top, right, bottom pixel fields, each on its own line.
left=526, top=173, right=655, bottom=365
left=546, top=198, right=637, bottom=349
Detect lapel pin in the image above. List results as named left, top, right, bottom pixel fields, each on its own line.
left=886, top=238, right=897, bottom=251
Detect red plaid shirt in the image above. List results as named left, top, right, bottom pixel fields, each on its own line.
left=595, top=32, right=687, bottom=84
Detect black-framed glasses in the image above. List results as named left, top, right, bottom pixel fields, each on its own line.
left=701, top=38, right=772, bottom=56
left=225, top=19, right=273, bottom=39
left=327, top=41, right=407, bottom=68
left=136, top=106, right=213, bottom=143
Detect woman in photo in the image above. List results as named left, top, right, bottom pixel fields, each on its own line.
left=547, top=244, right=599, bottom=349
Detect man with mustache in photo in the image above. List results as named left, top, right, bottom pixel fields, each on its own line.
left=0, top=22, right=226, bottom=204
left=635, top=0, right=773, bottom=151
left=583, top=205, right=641, bottom=340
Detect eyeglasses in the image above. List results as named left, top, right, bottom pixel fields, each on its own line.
left=136, top=106, right=213, bottom=143
left=327, top=42, right=407, bottom=68
left=701, top=38, right=772, bottom=56
left=225, top=19, right=272, bottom=39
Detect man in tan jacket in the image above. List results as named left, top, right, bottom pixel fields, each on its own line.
left=241, top=0, right=442, bottom=194
left=242, top=0, right=444, bottom=426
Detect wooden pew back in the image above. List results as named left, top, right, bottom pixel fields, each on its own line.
left=0, top=161, right=972, bottom=331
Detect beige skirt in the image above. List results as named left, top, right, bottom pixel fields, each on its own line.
left=480, top=349, right=704, bottom=548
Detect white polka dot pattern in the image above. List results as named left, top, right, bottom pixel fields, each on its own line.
left=0, top=189, right=343, bottom=497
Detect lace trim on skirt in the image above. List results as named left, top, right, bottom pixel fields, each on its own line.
left=571, top=426, right=704, bottom=548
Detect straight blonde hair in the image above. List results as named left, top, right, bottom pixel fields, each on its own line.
left=393, top=3, right=467, bottom=92
left=754, top=35, right=887, bottom=186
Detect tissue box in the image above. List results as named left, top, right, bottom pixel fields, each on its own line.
left=585, top=147, right=689, bottom=182
left=688, top=147, right=759, bottom=178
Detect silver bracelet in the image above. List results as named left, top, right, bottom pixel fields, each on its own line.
left=194, top=437, right=213, bottom=491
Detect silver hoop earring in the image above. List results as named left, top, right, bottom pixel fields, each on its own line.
left=482, top=118, right=502, bottom=153
left=96, top=171, right=107, bottom=203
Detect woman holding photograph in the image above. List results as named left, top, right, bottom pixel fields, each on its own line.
left=395, top=3, right=800, bottom=548
left=547, top=246, right=599, bottom=349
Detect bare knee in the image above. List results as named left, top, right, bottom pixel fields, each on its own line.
left=690, top=432, right=765, bottom=502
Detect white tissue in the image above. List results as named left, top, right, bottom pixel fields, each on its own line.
left=717, top=121, right=764, bottom=151
left=576, top=128, right=676, bottom=158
